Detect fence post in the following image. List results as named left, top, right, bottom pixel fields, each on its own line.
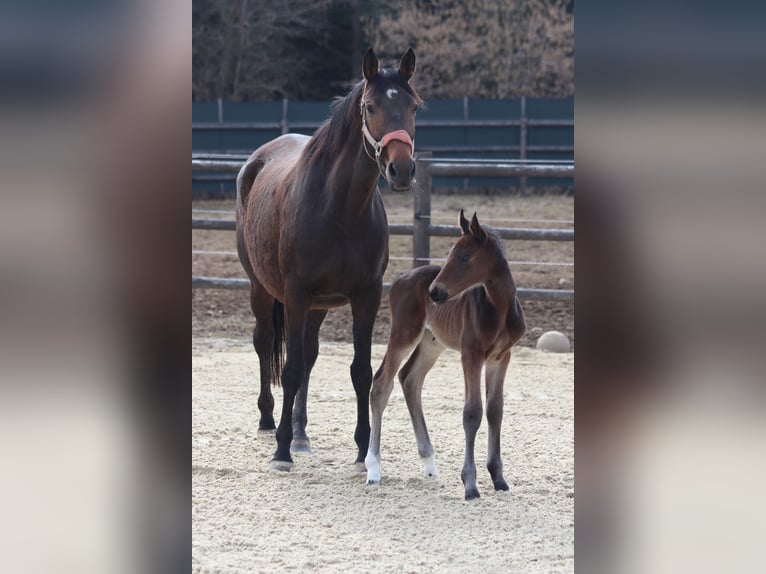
left=281, top=98, right=289, bottom=135
left=413, top=151, right=432, bottom=267
left=519, top=96, right=528, bottom=192
left=463, top=96, right=469, bottom=192
left=217, top=97, right=224, bottom=194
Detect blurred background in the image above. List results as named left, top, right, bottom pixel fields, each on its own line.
left=192, top=0, right=573, bottom=101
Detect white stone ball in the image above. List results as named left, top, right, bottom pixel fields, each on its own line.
left=536, top=330, right=570, bottom=353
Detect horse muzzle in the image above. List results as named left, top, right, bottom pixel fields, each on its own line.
left=428, top=283, right=449, bottom=304
left=381, top=132, right=415, bottom=192
left=386, top=158, right=416, bottom=191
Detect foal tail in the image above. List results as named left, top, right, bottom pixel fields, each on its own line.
left=270, top=300, right=286, bottom=387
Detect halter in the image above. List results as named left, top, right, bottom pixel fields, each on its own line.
left=360, top=99, right=415, bottom=178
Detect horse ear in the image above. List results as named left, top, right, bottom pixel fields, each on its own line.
left=398, top=48, right=416, bottom=81
left=469, top=212, right=487, bottom=242
left=459, top=209, right=471, bottom=235
left=363, top=48, right=379, bottom=82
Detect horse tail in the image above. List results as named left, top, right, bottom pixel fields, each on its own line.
left=236, top=155, right=265, bottom=214
left=270, top=300, right=286, bottom=387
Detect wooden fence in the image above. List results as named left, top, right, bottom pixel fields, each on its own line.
left=191, top=153, right=574, bottom=301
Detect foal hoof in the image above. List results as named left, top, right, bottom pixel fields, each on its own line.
left=464, top=488, right=481, bottom=501
left=290, top=439, right=311, bottom=454
left=268, top=459, right=294, bottom=473
left=354, top=461, right=367, bottom=473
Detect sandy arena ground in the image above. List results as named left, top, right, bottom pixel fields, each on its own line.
left=192, top=338, right=573, bottom=573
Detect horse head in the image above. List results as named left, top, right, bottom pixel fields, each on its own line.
left=429, top=210, right=498, bottom=303
left=360, top=48, right=421, bottom=192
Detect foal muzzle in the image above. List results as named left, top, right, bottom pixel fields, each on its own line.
left=428, top=284, right=448, bottom=304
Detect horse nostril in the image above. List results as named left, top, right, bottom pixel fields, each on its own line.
left=388, top=162, right=398, bottom=179
left=409, top=161, right=416, bottom=179
left=429, top=285, right=446, bottom=303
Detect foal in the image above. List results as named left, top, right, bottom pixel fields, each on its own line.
left=365, top=211, right=526, bottom=499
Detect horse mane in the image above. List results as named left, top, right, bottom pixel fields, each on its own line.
left=484, top=226, right=508, bottom=259
left=304, top=68, right=424, bottom=164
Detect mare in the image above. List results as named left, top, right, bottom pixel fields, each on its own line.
left=236, top=48, right=423, bottom=471
left=365, top=211, right=526, bottom=499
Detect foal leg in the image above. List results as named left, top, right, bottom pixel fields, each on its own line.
left=270, top=281, right=309, bottom=471
left=485, top=351, right=511, bottom=491
left=366, top=334, right=421, bottom=485
left=349, top=286, right=382, bottom=470
left=461, top=351, right=485, bottom=500
left=291, top=309, right=327, bottom=453
left=399, top=330, right=444, bottom=479
left=249, top=282, right=276, bottom=432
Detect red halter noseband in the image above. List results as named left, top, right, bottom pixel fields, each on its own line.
left=360, top=100, right=415, bottom=176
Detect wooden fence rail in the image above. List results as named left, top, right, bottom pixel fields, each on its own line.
left=192, top=153, right=574, bottom=302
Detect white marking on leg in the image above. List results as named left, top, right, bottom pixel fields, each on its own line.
left=422, top=454, right=438, bottom=478
left=365, top=452, right=381, bottom=484
left=386, top=88, right=398, bottom=99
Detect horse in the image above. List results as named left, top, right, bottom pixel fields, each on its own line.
left=365, top=210, right=527, bottom=499
left=235, top=48, right=423, bottom=472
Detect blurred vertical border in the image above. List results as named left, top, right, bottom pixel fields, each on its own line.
left=0, top=0, right=190, bottom=573
left=576, top=1, right=766, bottom=572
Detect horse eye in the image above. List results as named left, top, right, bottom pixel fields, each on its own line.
left=365, top=103, right=375, bottom=114
left=459, top=253, right=470, bottom=263
left=412, top=104, right=418, bottom=114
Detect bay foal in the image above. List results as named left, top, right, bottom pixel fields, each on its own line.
left=366, top=211, right=526, bottom=499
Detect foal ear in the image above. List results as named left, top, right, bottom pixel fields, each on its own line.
left=398, top=48, right=416, bottom=81
left=469, top=212, right=487, bottom=242
left=459, top=209, right=471, bottom=235
left=362, top=48, right=379, bottom=82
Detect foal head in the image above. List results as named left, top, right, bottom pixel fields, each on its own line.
left=360, top=48, right=422, bottom=191
left=429, top=211, right=502, bottom=304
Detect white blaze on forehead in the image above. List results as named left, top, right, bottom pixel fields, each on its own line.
left=386, top=88, right=398, bottom=99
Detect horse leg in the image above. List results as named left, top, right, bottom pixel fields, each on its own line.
left=461, top=351, right=484, bottom=500
left=291, top=309, right=327, bottom=454
left=485, top=351, right=511, bottom=491
left=270, top=282, right=309, bottom=471
left=365, top=334, right=422, bottom=485
left=250, top=282, right=276, bottom=432
left=349, top=286, right=382, bottom=471
left=399, top=329, right=444, bottom=479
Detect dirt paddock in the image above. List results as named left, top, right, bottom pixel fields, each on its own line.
left=192, top=338, right=573, bottom=573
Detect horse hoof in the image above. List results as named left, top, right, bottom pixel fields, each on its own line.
left=354, top=461, right=367, bottom=473
left=257, top=428, right=276, bottom=436
left=366, top=479, right=380, bottom=487
left=268, top=459, right=293, bottom=473
left=494, top=480, right=509, bottom=491
left=464, top=489, right=481, bottom=501
left=258, top=420, right=276, bottom=432
left=290, top=439, right=311, bottom=454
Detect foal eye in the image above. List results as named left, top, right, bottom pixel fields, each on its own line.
left=365, top=103, right=375, bottom=115
left=459, top=253, right=470, bottom=263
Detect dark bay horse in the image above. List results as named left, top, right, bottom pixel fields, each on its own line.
left=365, top=211, right=526, bottom=499
left=236, top=48, right=423, bottom=471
